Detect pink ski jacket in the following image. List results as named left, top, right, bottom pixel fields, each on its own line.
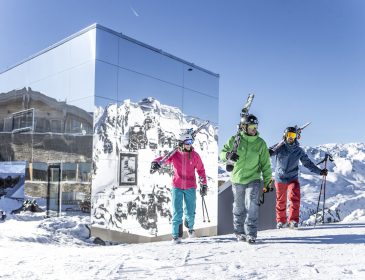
left=155, top=147, right=207, bottom=189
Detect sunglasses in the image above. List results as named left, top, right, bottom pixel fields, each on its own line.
left=183, top=139, right=194, bottom=145
left=286, top=132, right=297, bottom=139
left=247, top=124, right=258, bottom=130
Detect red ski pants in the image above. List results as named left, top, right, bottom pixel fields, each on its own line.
left=275, top=180, right=300, bottom=223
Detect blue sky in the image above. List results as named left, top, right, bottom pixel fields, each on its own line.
left=1, top=0, right=365, bottom=148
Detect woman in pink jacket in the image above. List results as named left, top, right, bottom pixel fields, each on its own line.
left=151, top=130, right=207, bottom=244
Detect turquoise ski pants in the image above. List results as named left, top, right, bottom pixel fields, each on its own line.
left=171, top=187, right=196, bottom=238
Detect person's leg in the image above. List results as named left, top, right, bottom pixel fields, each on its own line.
left=232, top=183, right=246, bottom=235
left=183, top=188, right=197, bottom=230
left=171, top=187, right=184, bottom=238
left=244, top=180, right=261, bottom=238
left=275, top=182, right=288, bottom=223
left=288, top=180, right=301, bottom=223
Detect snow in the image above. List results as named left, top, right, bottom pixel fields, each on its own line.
left=1, top=142, right=365, bottom=279
left=1, top=212, right=365, bottom=279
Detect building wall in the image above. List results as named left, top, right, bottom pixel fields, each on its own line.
left=0, top=24, right=219, bottom=242
left=91, top=27, right=219, bottom=241
left=0, top=28, right=96, bottom=214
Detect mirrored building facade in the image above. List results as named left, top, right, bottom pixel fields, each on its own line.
left=0, top=24, right=219, bottom=243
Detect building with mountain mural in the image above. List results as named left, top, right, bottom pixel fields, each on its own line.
left=92, top=97, right=218, bottom=241
left=0, top=24, right=219, bottom=243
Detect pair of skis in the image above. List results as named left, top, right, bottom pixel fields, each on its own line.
left=226, top=94, right=255, bottom=172
left=150, top=120, right=209, bottom=174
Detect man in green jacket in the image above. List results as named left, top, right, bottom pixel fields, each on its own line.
left=220, top=114, right=272, bottom=243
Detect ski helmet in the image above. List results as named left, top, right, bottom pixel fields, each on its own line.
left=283, top=126, right=298, bottom=140
left=241, top=114, right=259, bottom=125
left=178, top=129, right=193, bottom=144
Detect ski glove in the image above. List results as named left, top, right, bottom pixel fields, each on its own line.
left=150, top=161, right=161, bottom=171
left=226, top=151, right=239, bottom=162
left=268, top=148, right=275, bottom=156
left=200, top=184, right=208, bottom=196
left=263, top=178, right=274, bottom=193
left=320, top=168, right=328, bottom=176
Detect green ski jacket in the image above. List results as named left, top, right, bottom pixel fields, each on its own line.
left=220, top=132, right=272, bottom=187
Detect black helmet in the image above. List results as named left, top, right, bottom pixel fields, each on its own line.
left=283, top=126, right=299, bottom=140
left=284, top=126, right=297, bottom=134
left=241, top=114, right=259, bottom=125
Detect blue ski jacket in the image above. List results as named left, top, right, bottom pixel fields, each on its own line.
left=271, top=140, right=321, bottom=183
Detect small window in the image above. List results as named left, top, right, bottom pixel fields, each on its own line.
left=12, top=108, right=34, bottom=133
left=71, top=119, right=81, bottom=133
left=50, top=119, right=62, bottom=133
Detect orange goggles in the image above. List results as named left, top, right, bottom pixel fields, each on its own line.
left=286, top=132, right=297, bottom=139
left=248, top=124, right=258, bottom=130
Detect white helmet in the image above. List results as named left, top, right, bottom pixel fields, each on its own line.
left=178, top=129, right=193, bottom=142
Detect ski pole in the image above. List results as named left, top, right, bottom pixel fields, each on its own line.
left=202, top=198, right=206, bottom=222
left=314, top=153, right=332, bottom=227
left=321, top=157, right=329, bottom=224
left=202, top=196, right=210, bottom=222
left=314, top=179, right=324, bottom=228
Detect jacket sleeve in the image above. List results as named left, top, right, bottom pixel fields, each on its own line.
left=260, top=140, right=273, bottom=187
left=268, top=140, right=284, bottom=157
left=300, top=150, right=321, bottom=175
left=153, top=151, right=176, bottom=165
left=195, top=152, right=207, bottom=185
left=220, top=136, right=235, bottom=162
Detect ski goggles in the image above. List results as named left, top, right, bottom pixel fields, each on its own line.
left=286, top=132, right=297, bottom=139
left=247, top=124, right=258, bottom=130
left=183, top=139, right=194, bottom=145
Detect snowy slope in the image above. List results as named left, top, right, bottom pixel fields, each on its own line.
left=1, top=212, right=365, bottom=280
left=1, top=143, right=365, bottom=279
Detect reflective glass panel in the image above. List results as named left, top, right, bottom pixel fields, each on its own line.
left=95, top=28, right=119, bottom=65
left=183, top=89, right=219, bottom=124
left=117, top=68, right=183, bottom=108
left=118, top=37, right=183, bottom=86
left=183, top=66, right=219, bottom=98
left=95, top=61, right=118, bottom=102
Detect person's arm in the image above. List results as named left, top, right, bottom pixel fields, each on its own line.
left=220, top=136, right=235, bottom=162
left=260, top=141, right=273, bottom=187
left=153, top=150, right=177, bottom=165
left=195, top=153, right=207, bottom=185
left=300, top=150, right=321, bottom=175
left=268, top=147, right=278, bottom=157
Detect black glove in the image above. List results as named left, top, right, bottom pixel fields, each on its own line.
left=268, top=148, right=275, bottom=156
left=150, top=161, right=161, bottom=171
left=226, top=151, right=239, bottom=162
left=200, top=184, right=208, bottom=196
left=320, top=168, right=328, bottom=176
left=263, top=178, right=274, bottom=193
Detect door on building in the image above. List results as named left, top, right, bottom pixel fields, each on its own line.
left=46, top=164, right=61, bottom=217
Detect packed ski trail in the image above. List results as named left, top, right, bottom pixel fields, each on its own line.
left=1, top=217, right=365, bottom=280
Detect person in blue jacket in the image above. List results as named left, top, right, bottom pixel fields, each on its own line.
left=269, top=126, right=328, bottom=229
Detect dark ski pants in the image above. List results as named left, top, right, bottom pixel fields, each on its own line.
left=275, top=180, right=300, bottom=223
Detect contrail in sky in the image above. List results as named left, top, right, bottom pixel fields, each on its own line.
left=129, top=5, right=140, bottom=17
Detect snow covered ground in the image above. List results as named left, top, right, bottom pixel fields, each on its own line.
left=1, top=212, right=365, bottom=280
left=1, top=142, right=365, bottom=279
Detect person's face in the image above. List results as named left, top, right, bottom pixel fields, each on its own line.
left=183, top=144, right=192, bottom=150
left=183, top=139, right=193, bottom=150
left=286, top=132, right=296, bottom=144
left=246, top=124, right=257, bottom=136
